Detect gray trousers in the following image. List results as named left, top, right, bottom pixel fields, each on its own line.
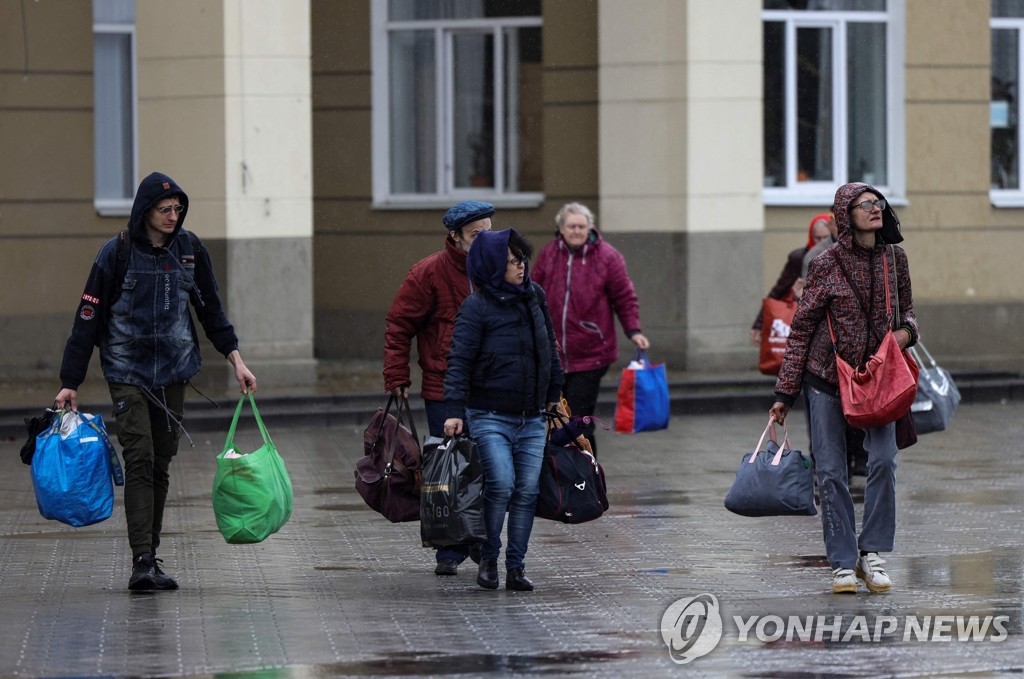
left=806, top=385, right=898, bottom=570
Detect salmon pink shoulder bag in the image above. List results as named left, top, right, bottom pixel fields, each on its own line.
left=827, top=248, right=919, bottom=429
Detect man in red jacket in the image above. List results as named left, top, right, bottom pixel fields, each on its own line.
left=383, top=200, right=493, bottom=575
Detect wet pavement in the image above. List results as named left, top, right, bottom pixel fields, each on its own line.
left=2, top=399, right=1024, bottom=678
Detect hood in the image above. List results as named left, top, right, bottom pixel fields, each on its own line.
left=832, top=182, right=903, bottom=249
left=467, top=228, right=529, bottom=294
left=128, top=172, right=189, bottom=245
left=558, top=227, right=602, bottom=253
left=807, top=213, right=833, bottom=249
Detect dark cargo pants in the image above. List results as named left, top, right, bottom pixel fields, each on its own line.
left=108, top=383, right=185, bottom=558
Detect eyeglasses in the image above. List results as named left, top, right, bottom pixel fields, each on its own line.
left=155, top=205, right=185, bottom=215
left=851, top=198, right=886, bottom=213
left=507, top=257, right=527, bottom=268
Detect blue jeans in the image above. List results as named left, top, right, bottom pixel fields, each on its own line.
left=465, top=408, right=546, bottom=571
left=807, top=386, right=898, bottom=570
left=425, top=399, right=471, bottom=564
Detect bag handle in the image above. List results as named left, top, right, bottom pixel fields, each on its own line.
left=750, top=419, right=791, bottom=467
left=630, top=348, right=650, bottom=367
left=909, top=341, right=937, bottom=369
left=85, top=417, right=125, bottom=486
left=223, top=391, right=274, bottom=453
left=382, top=395, right=419, bottom=482
left=542, top=410, right=599, bottom=470
left=543, top=410, right=585, bottom=450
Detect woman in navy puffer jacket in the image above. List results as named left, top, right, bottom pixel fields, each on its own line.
left=444, top=229, right=564, bottom=593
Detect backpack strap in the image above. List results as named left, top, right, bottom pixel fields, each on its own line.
left=114, top=229, right=130, bottom=294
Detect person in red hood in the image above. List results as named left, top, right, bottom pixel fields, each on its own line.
left=531, top=203, right=649, bottom=454
left=750, top=212, right=834, bottom=344
left=770, top=182, right=918, bottom=596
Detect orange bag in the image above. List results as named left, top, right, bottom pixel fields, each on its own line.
left=758, top=296, right=797, bottom=375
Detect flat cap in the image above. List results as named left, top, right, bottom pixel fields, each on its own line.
left=442, top=200, right=495, bottom=232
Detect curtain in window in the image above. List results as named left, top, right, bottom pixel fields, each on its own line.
left=847, top=22, right=887, bottom=186
left=992, top=29, right=1019, bottom=189
left=389, top=31, right=436, bottom=194
left=93, top=0, right=135, bottom=203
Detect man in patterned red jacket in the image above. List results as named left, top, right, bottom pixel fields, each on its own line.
left=383, top=200, right=493, bottom=576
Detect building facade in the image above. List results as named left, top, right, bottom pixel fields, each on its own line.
left=1, top=0, right=1022, bottom=393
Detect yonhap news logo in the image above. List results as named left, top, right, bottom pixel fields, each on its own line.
left=660, top=594, right=1010, bottom=664
left=659, top=594, right=724, bottom=664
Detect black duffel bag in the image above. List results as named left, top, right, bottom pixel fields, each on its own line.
left=536, top=414, right=609, bottom=524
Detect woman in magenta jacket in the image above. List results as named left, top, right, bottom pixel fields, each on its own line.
left=532, top=202, right=649, bottom=453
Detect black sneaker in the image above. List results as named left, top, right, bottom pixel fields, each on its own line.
left=128, top=553, right=178, bottom=592
left=151, top=554, right=179, bottom=590
left=128, top=553, right=158, bottom=591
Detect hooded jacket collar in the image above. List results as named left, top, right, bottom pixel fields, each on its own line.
left=129, top=172, right=189, bottom=248
left=556, top=227, right=602, bottom=258
left=832, top=181, right=903, bottom=253
left=467, top=228, right=531, bottom=296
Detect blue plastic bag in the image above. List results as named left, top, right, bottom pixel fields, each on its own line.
left=31, top=410, right=124, bottom=527
left=614, top=350, right=670, bottom=433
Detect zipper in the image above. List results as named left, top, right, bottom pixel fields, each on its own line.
left=560, top=250, right=572, bottom=370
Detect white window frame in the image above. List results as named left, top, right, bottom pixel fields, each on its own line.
left=93, top=2, right=138, bottom=217
left=991, top=17, right=1024, bottom=207
left=370, top=0, right=544, bottom=209
left=762, top=3, right=905, bottom=206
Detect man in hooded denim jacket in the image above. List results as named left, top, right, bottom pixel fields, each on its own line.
left=55, top=171, right=257, bottom=592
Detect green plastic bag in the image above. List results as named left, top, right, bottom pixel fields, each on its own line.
left=212, top=392, right=293, bottom=544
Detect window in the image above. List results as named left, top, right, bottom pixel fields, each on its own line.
left=762, top=0, right=903, bottom=205
left=93, top=0, right=136, bottom=215
left=991, top=0, right=1024, bottom=205
left=371, top=0, right=543, bottom=207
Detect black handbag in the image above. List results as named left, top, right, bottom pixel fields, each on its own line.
left=536, top=414, right=609, bottom=524
left=909, top=341, right=961, bottom=434
left=420, top=434, right=486, bottom=547
left=724, top=419, right=817, bottom=517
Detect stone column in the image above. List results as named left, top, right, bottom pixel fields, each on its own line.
left=136, top=0, right=315, bottom=387
left=598, top=0, right=763, bottom=370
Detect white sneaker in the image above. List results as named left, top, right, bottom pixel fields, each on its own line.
left=831, top=567, right=857, bottom=594
left=855, top=552, right=892, bottom=593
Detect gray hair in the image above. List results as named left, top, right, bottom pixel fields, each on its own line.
left=555, top=202, right=595, bottom=229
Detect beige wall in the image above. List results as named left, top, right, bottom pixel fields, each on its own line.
left=135, top=1, right=315, bottom=383
left=597, top=0, right=764, bottom=369
left=0, top=1, right=108, bottom=375
left=761, top=1, right=1024, bottom=369
left=310, top=0, right=601, bottom=360
left=0, top=1, right=315, bottom=387
left=2, top=0, right=1023, bottom=382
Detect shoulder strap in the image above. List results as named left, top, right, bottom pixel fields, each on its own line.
left=114, top=229, right=130, bottom=290
left=890, top=245, right=900, bottom=331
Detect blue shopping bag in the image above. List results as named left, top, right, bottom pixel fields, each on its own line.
left=31, top=410, right=124, bottom=527
left=614, top=350, right=669, bottom=433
